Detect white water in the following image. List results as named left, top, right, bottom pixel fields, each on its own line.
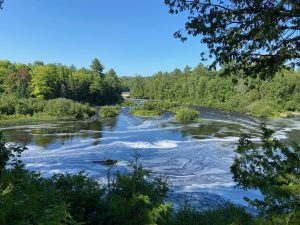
left=1, top=108, right=299, bottom=207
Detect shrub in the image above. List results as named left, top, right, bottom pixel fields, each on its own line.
left=231, top=127, right=300, bottom=224
left=0, top=134, right=74, bottom=225
left=170, top=203, right=253, bottom=225
left=285, top=100, right=298, bottom=111
left=129, top=100, right=180, bottom=117
left=246, top=99, right=280, bottom=118
left=99, top=105, right=120, bottom=118
left=16, top=98, right=45, bottom=115
left=44, top=98, right=95, bottom=119
left=0, top=95, right=18, bottom=115
left=173, top=107, right=200, bottom=122
left=50, top=172, right=106, bottom=224
left=143, top=100, right=180, bottom=112
left=108, top=156, right=171, bottom=225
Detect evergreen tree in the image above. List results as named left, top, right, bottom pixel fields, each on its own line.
left=90, top=58, right=104, bottom=79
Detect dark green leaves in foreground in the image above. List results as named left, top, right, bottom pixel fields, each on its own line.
left=165, top=0, right=300, bottom=78
left=231, top=126, right=300, bottom=224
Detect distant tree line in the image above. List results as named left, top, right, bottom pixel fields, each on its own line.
left=120, top=65, right=300, bottom=117
left=0, top=58, right=122, bottom=105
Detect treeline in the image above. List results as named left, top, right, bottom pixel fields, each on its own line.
left=0, top=58, right=122, bottom=105
left=0, top=96, right=95, bottom=120
left=120, top=65, right=300, bottom=117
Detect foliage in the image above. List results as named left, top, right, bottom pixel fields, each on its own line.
left=2, top=130, right=300, bottom=224
left=91, top=58, right=105, bottom=78
left=246, top=99, right=280, bottom=118
left=50, top=172, right=106, bottom=224
left=0, top=134, right=74, bottom=225
left=169, top=203, right=253, bottom=225
left=99, top=105, right=120, bottom=118
left=15, top=98, right=45, bottom=116
left=45, top=98, right=95, bottom=119
left=164, top=0, right=300, bottom=78
left=129, top=100, right=182, bottom=117
left=231, top=127, right=300, bottom=224
left=107, top=154, right=172, bottom=225
left=0, top=59, right=122, bottom=106
left=0, top=95, right=95, bottom=120
left=173, top=107, right=200, bottom=122
left=120, top=100, right=136, bottom=107
left=121, top=66, right=300, bottom=118
left=0, top=94, right=18, bottom=115
left=130, top=108, right=162, bottom=117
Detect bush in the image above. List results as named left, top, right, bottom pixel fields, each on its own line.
left=0, top=134, right=74, bottom=225
left=246, top=99, right=280, bottom=118
left=50, top=172, right=106, bottom=224
left=44, top=98, right=95, bottom=119
left=129, top=100, right=180, bottom=117
left=143, top=100, right=180, bottom=111
left=16, top=98, right=45, bottom=115
left=0, top=95, right=18, bottom=115
left=285, top=100, right=298, bottom=111
left=99, top=105, right=120, bottom=118
left=173, top=107, right=200, bottom=122
left=231, top=127, right=300, bottom=224
left=0, top=95, right=96, bottom=120
left=108, top=156, right=171, bottom=225
left=170, top=203, right=253, bottom=225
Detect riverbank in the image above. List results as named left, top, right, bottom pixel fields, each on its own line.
left=126, top=99, right=299, bottom=120
left=0, top=97, right=96, bottom=123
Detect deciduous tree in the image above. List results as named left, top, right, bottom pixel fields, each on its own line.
left=165, top=0, right=300, bottom=78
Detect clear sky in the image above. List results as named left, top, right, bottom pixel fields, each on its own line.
left=0, top=0, right=208, bottom=76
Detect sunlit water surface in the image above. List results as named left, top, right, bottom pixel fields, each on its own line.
left=1, top=107, right=299, bottom=207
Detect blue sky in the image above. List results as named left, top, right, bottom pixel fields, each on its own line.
left=0, top=0, right=207, bottom=75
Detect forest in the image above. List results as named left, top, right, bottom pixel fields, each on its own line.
left=0, top=59, right=122, bottom=120
left=1, top=0, right=300, bottom=224
left=121, top=65, right=300, bottom=118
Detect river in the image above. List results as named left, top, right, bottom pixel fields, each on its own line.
left=1, top=107, right=299, bottom=208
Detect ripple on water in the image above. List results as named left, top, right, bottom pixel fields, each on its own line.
left=1, top=108, right=299, bottom=207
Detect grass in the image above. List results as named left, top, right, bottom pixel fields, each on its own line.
left=129, top=108, right=162, bottom=117
left=120, top=100, right=137, bottom=107
left=0, top=114, right=75, bottom=126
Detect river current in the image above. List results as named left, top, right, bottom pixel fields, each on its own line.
left=1, top=107, right=299, bottom=207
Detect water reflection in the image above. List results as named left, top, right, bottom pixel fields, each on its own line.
left=0, top=108, right=299, bottom=206
left=0, top=118, right=120, bottom=148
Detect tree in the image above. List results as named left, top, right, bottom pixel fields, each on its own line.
left=231, top=127, right=300, bottom=223
left=90, top=58, right=104, bottom=78
left=30, top=65, right=59, bottom=99
left=4, top=66, right=31, bottom=98
left=105, top=69, right=121, bottom=103
left=0, top=0, right=3, bottom=10
left=164, top=0, right=300, bottom=79
left=108, top=154, right=171, bottom=225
